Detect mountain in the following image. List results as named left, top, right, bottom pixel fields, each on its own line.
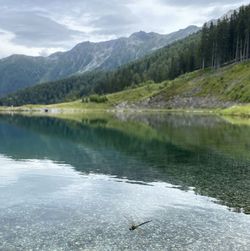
left=0, top=33, right=202, bottom=106
left=0, top=25, right=200, bottom=97
left=1, top=4, right=250, bottom=107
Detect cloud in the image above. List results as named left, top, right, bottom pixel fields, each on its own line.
left=158, top=0, right=248, bottom=7
left=0, top=29, right=64, bottom=58
left=0, top=0, right=248, bottom=58
left=0, top=10, right=85, bottom=48
left=90, top=14, right=136, bottom=35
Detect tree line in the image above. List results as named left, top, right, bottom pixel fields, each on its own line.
left=201, top=5, right=250, bottom=68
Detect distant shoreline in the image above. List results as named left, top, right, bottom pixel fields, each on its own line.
left=0, top=103, right=250, bottom=119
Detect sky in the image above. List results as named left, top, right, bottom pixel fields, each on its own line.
left=0, top=0, right=249, bottom=59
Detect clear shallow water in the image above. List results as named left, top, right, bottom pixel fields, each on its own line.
left=0, top=113, right=250, bottom=250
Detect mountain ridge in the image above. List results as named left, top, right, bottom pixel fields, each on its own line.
left=0, top=25, right=200, bottom=97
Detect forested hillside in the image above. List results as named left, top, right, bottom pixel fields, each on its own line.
left=1, top=5, right=250, bottom=106
left=0, top=55, right=51, bottom=97
left=201, top=6, right=250, bottom=68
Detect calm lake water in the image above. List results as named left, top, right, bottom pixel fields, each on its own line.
left=0, top=113, right=250, bottom=251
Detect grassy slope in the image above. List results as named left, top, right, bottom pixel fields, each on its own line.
left=152, top=61, right=250, bottom=102
left=6, top=83, right=165, bottom=111
left=1, top=61, right=250, bottom=116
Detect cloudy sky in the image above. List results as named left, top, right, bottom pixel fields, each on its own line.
left=0, top=0, right=249, bottom=58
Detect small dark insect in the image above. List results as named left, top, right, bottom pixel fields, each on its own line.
left=129, top=220, right=152, bottom=231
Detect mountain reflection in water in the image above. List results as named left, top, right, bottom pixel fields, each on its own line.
left=0, top=113, right=249, bottom=214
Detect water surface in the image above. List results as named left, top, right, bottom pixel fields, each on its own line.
left=0, top=113, right=250, bottom=250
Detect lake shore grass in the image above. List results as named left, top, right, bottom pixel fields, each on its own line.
left=1, top=100, right=250, bottom=120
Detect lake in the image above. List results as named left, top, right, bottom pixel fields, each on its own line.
left=0, top=113, right=250, bottom=250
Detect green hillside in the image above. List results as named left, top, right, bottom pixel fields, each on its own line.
left=55, top=61, right=250, bottom=108
left=3, top=61, right=249, bottom=117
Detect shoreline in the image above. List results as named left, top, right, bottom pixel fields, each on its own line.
left=0, top=103, right=250, bottom=119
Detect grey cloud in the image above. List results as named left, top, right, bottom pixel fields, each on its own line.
left=158, top=0, right=247, bottom=7
left=78, top=1, right=137, bottom=36
left=90, top=13, right=136, bottom=36
left=0, top=0, right=135, bottom=48
left=0, top=0, right=247, bottom=57
left=0, top=0, right=131, bottom=15
left=0, top=10, right=85, bottom=47
left=93, top=14, right=134, bottom=28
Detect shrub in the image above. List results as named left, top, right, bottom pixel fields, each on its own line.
left=88, top=94, right=108, bottom=103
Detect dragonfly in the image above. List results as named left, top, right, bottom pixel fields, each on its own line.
left=129, top=220, right=152, bottom=231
